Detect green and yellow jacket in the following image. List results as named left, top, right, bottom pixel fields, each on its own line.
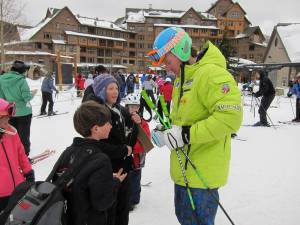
left=170, top=41, right=243, bottom=188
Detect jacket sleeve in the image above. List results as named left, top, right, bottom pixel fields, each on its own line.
left=20, top=79, right=33, bottom=102
left=88, top=156, right=118, bottom=211
left=16, top=134, right=32, bottom=175
left=190, top=66, right=243, bottom=144
left=48, top=78, right=57, bottom=92
left=255, top=78, right=269, bottom=97
left=100, top=142, right=128, bottom=159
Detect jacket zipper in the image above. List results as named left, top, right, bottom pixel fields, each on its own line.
left=1, top=141, right=16, bottom=188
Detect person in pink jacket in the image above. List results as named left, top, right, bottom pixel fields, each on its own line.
left=0, top=98, right=34, bottom=212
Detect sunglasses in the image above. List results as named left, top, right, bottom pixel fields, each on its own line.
left=0, top=102, right=16, bottom=117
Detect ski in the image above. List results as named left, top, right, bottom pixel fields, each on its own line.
left=278, top=121, right=300, bottom=125
left=232, top=137, right=247, bottom=141
left=30, top=149, right=56, bottom=164
left=141, top=181, right=152, bottom=187
left=34, top=111, right=69, bottom=119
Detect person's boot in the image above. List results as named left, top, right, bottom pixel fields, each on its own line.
left=40, top=111, right=47, bottom=115
left=48, top=111, right=56, bottom=116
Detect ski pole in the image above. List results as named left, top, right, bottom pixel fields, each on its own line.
left=166, top=132, right=236, bottom=225
left=254, top=97, right=276, bottom=129
left=166, top=134, right=203, bottom=225
left=141, top=90, right=170, bottom=129
left=250, top=94, right=254, bottom=112
left=158, top=95, right=172, bottom=128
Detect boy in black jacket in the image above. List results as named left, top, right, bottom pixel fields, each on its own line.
left=53, top=101, right=127, bottom=225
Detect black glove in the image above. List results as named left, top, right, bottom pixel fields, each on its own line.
left=181, top=126, right=191, bottom=144
left=287, top=92, right=292, bottom=97
left=24, top=170, right=35, bottom=183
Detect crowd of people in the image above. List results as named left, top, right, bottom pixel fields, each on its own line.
left=0, top=26, right=298, bottom=225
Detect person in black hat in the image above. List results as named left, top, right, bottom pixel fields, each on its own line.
left=253, top=71, right=275, bottom=126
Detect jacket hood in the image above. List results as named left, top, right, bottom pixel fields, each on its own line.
left=0, top=71, right=25, bottom=86
left=196, top=41, right=226, bottom=69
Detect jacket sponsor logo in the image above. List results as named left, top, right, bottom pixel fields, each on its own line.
left=184, top=79, right=193, bottom=87
left=222, top=84, right=230, bottom=94
left=217, top=104, right=241, bottom=111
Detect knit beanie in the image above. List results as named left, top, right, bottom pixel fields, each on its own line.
left=92, top=74, right=120, bottom=103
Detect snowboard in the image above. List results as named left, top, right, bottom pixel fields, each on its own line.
left=30, top=149, right=56, bottom=164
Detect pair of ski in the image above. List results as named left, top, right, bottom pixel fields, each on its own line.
left=33, top=111, right=69, bottom=119
left=30, top=149, right=56, bottom=164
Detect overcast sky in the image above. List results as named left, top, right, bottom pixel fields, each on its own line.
left=23, top=0, right=300, bottom=35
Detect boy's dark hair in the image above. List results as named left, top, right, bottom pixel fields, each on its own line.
left=73, top=101, right=111, bottom=137
left=95, top=65, right=107, bottom=74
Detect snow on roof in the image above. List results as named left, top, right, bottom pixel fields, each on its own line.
left=4, top=40, right=33, bottom=46
left=18, top=9, right=61, bottom=41
left=65, top=31, right=126, bottom=42
left=52, top=39, right=66, bottom=44
left=3, top=50, right=73, bottom=59
left=126, top=10, right=145, bottom=23
left=76, top=16, right=126, bottom=31
left=77, top=63, right=127, bottom=69
left=144, top=10, right=185, bottom=18
left=229, top=57, right=256, bottom=65
left=4, top=50, right=53, bottom=56
left=154, top=24, right=219, bottom=30
left=234, top=33, right=248, bottom=39
left=277, top=24, right=300, bottom=62
left=251, top=41, right=268, bottom=47
left=200, top=12, right=217, bottom=20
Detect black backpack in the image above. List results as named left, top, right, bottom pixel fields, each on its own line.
left=0, top=147, right=93, bottom=225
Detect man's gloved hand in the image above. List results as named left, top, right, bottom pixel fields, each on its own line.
left=24, top=170, right=35, bottom=183
left=163, top=125, right=190, bottom=150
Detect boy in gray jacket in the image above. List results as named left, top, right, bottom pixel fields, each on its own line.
left=40, top=73, right=58, bottom=116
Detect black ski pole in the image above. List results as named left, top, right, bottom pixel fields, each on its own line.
left=254, top=97, right=276, bottom=129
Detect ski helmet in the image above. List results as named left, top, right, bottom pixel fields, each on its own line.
left=125, top=93, right=140, bottom=105
left=147, top=27, right=192, bottom=66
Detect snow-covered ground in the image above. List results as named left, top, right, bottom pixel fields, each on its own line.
left=28, top=85, right=299, bottom=225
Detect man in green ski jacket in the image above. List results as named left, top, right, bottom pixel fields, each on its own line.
left=0, top=60, right=33, bottom=155
left=148, top=27, right=242, bottom=225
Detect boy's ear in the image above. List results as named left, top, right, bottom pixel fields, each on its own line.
left=90, top=124, right=98, bottom=134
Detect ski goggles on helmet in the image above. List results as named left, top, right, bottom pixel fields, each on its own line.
left=147, top=29, right=185, bottom=66
left=0, top=102, right=16, bottom=117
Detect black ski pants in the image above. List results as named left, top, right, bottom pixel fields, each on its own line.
left=40, top=91, right=54, bottom=113
left=296, top=98, right=300, bottom=120
left=258, top=94, right=275, bottom=125
left=9, top=114, right=32, bottom=156
left=0, top=196, right=10, bottom=212
left=107, top=176, right=131, bottom=225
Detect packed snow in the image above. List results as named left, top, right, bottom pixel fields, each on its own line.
left=27, top=81, right=299, bottom=225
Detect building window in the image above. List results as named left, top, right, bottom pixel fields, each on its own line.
left=138, top=35, right=144, bottom=41
left=97, top=58, right=104, bottom=63
left=193, top=29, right=198, bottom=33
left=88, top=57, right=95, bottom=63
left=137, top=52, right=144, bottom=57
left=99, top=39, right=106, bottom=47
left=249, top=45, right=255, bottom=51
left=129, top=60, right=135, bottom=65
left=129, top=51, right=136, bottom=57
left=56, top=23, right=60, bottom=28
left=44, top=33, right=52, bottom=39
left=105, top=49, right=112, bottom=57
left=148, top=26, right=153, bottom=32
left=80, top=56, right=86, bottom=62
left=129, top=43, right=136, bottom=48
left=114, top=59, right=121, bottom=64
left=36, top=43, right=42, bottom=49
left=129, top=33, right=135, bottom=39
left=107, top=40, right=114, bottom=47
left=80, top=47, right=86, bottom=53
left=275, top=38, right=278, bottom=47
left=116, top=41, right=123, bottom=47
left=249, top=54, right=254, bottom=59
left=105, top=59, right=112, bottom=64
left=138, top=43, right=144, bottom=49
left=123, top=59, right=128, bottom=64
left=88, top=27, right=96, bottom=34
left=97, top=49, right=104, bottom=57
